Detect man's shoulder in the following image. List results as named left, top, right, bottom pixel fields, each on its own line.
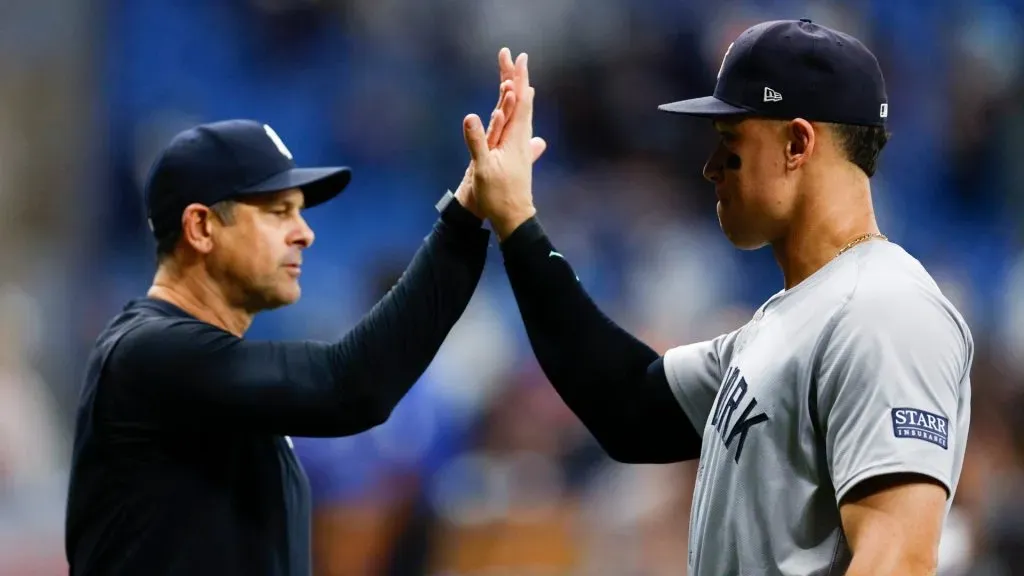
left=93, top=298, right=213, bottom=366
left=837, top=242, right=972, bottom=349
left=850, top=241, right=940, bottom=296
left=847, top=242, right=963, bottom=316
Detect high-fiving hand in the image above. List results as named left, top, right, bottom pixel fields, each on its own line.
left=462, top=48, right=547, bottom=240
left=452, top=48, right=518, bottom=219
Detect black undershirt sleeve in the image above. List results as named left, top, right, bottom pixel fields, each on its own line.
left=500, top=216, right=702, bottom=463
left=117, top=200, right=490, bottom=437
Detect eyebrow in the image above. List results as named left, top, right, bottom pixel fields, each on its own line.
left=265, top=194, right=305, bottom=210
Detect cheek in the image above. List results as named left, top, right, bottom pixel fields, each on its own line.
left=247, top=224, right=286, bottom=269
left=733, top=148, right=784, bottom=206
left=218, top=224, right=274, bottom=277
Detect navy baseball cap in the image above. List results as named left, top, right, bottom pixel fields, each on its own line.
left=659, top=19, right=888, bottom=127
left=144, top=119, right=352, bottom=242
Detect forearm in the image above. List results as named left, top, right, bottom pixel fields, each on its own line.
left=845, top=519, right=939, bottom=576
left=840, top=477, right=945, bottom=576
left=323, top=200, right=489, bottom=433
left=500, top=216, right=700, bottom=463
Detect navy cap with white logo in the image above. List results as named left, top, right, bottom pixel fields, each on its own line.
left=659, top=19, right=888, bottom=127
left=144, top=119, right=352, bottom=243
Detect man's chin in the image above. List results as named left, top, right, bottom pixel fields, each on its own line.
left=718, top=221, right=767, bottom=251
left=251, top=287, right=301, bottom=312
left=277, top=287, right=301, bottom=308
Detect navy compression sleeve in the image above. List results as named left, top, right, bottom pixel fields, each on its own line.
left=500, top=216, right=702, bottom=463
left=116, top=201, right=489, bottom=437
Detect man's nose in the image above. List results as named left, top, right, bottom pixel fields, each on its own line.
left=293, top=215, right=315, bottom=249
left=703, top=144, right=728, bottom=184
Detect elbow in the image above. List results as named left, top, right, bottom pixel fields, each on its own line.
left=369, top=405, right=395, bottom=428
left=329, top=396, right=396, bottom=436
left=605, top=450, right=689, bottom=465
left=599, top=438, right=650, bottom=463
left=594, top=435, right=692, bottom=465
left=604, top=449, right=655, bottom=465
left=359, top=399, right=396, bottom=430
left=587, top=415, right=700, bottom=464
left=898, top=551, right=939, bottom=576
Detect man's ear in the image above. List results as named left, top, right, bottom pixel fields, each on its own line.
left=786, top=118, right=815, bottom=171
left=180, top=204, right=216, bottom=255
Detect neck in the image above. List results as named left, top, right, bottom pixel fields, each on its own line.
left=771, top=171, right=881, bottom=290
left=147, top=260, right=253, bottom=337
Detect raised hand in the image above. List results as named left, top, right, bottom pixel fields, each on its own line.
left=462, top=51, right=547, bottom=240
left=453, top=48, right=520, bottom=218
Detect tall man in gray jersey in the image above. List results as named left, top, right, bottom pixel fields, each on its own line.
left=464, top=21, right=973, bottom=576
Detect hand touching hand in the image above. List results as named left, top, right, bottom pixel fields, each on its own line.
left=452, top=48, right=520, bottom=219
left=462, top=51, right=547, bottom=240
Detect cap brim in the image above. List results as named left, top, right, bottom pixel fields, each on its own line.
left=239, top=167, right=353, bottom=208
left=657, top=96, right=752, bottom=117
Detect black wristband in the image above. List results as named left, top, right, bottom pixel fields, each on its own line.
left=437, top=190, right=483, bottom=230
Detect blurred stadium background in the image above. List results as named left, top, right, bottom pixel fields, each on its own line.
left=2, top=0, right=1024, bottom=574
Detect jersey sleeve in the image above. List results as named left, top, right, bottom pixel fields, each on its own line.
left=662, top=330, right=738, bottom=435
left=816, top=287, right=971, bottom=505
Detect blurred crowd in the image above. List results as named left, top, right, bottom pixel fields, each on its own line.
left=3, top=0, right=1024, bottom=574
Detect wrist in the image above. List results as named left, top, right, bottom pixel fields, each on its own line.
left=492, top=207, right=537, bottom=241
left=437, top=190, right=484, bottom=229
left=453, top=184, right=484, bottom=220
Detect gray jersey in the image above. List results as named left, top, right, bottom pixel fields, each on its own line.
left=664, top=240, right=973, bottom=575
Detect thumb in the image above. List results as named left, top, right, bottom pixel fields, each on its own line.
left=529, top=137, right=547, bottom=162
left=463, top=114, right=489, bottom=162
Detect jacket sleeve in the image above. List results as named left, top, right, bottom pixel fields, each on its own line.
left=114, top=202, right=490, bottom=437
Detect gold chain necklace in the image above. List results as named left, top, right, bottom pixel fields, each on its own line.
left=836, top=232, right=888, bottom=258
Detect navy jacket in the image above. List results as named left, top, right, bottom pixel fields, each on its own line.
left=65, top=205, right=488, bottom=575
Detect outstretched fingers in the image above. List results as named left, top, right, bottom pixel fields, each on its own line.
left=484, top=48, right=517, bottom=149
left=487, top=86, right=515, bottom=149
left=503, top=53, right=535, bottom=146
left=463, top=114, right=489, bottom=163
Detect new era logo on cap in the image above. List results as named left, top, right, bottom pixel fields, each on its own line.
left=658, top=19, right=888, bottom=127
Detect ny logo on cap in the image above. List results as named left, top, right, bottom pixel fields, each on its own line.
left=763, top=87, right=782, bottom=102
left=263, top=124, right=293, bottom=160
